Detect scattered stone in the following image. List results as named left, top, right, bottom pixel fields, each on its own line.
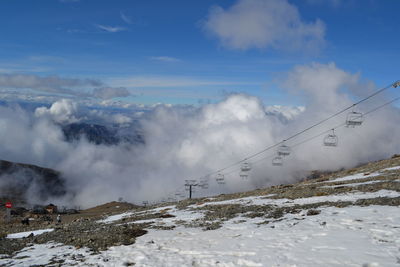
left=307, top=209, right=321, bottom=216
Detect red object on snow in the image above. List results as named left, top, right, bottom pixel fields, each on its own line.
left=5, top=202, right=12, bottom=209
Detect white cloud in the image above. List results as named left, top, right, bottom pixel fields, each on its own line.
left=282, top=62, right=360, bottom=111
left=35, top=99, right=81, bottom=124
left=202, top=0, right=325, bottom=52
left=0, top=73, right=134, bottom=101
left=2, top=63, right=400, bottom=208
left=150, top=56, right=181, bottom=63
left=92, top=87, right=131, bottom=99
left=265, top=105, right=305, bottom=122
left=0, top=73, right=100, bottom=95
left=120, top=11, right=132, bottom=24
left=109, top=75, right=256, bottom=88
left=306, top=0, right=342, bottom=7
left=96, top=24, right=127, bottom=33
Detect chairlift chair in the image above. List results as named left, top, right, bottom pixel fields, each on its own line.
left=346, top=111, right=363, bottom=127
left=199, top=179, right=209, bottom=189
left=277, top=142, right=291, bottom=156
left=175, top=192, right=184, bottom=198
left=239, top=171, right=249, bottom=180
left=240, top=162, right=252, bottom=172
left=200, top=183, right=209, bottom=189
left=272, top=156, right=283, bottom=166
left=323, top=129, right=338, bottom=147
left=215, top=172, right=225, bottom=185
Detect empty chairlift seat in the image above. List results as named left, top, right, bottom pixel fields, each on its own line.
left=323, top=129, right=338, bottom=147
left=239, top=161, right=251, bottom=180
left=239, top=171, right=249, bottom=180
left=240, top=162, right=251, bottom=172
left=272, top=156, right=283, bottom=166
left=277, top=142, right=291, bottom=156
left=199, top=179, right=209, bottom=189
left=215, top=173, right=225, bottom=185
left=346, top=111, right=363, bottom=127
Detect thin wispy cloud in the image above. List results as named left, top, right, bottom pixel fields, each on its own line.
left=93, top=87, right=131, bottom=99
left=0, top=73, right=130, bottom=100
left=109, top=75, right=257, bottom=88
left=306, top=0, right=342, bottom=7
left=120, top=11, right=132, bottom=24
left=96, top=24, right=127, bottom=33
left=0, top=73, right=100, bottom=94
left=150, top=56, right=181, bottom=63
left=27, top=55, right=65, bottom=63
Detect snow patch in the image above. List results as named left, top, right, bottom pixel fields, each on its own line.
left=326, top=172, right=382, bottom=183
left=321, top=180, right=390, bottom=188
left=6, top=228, right=54, bottom=239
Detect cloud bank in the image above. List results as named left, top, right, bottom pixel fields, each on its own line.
left=202, top=0, right=325, bottom=52
left=0, top=73, right=130, bottom=100
left=92, top=87, right=131, bottom=100
left=0, top=73, right=101, bottom=95
left=0, top=63, right=399, bottom=208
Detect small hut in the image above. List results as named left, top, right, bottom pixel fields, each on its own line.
left=45, top=204, right=58, bottom=214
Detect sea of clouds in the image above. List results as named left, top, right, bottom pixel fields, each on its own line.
left=0, top=63, right=399, bottom=208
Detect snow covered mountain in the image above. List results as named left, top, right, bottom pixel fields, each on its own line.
left=1, top=156, right=400, bottom=266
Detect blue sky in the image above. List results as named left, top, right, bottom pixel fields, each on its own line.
left=0, top=0, right=399, bottom=106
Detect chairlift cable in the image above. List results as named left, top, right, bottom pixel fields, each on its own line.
left=221, top=94, right=400, bottom=178
left=199, top=81, right=397, bottom=179
left=166, top=82, right=399, bottom=202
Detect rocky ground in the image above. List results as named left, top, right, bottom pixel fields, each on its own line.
left=0, top=155, right=399, bottom=265
left=0, top=202, right=145, bottom=254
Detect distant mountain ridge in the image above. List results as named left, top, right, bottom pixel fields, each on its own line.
left=61, top=123, right=145, bottom=145
left=0, top=160, right=66, bottom=205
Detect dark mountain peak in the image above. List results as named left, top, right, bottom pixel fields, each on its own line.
left=0, top=160, right=67, bottom=205
left=62, top=123, right=144, bottom=145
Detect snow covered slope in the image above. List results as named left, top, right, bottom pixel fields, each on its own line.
left=1, top=159, right=400, bottom=266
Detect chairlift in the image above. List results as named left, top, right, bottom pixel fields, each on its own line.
left=200, top=183, right=209, bottom=189
left=239, top=171, right=249, bottom=180
left=215, top=172, right=225, bottom=185
left=272, top=156, right=283, bottom=166
left=239, top=161, right=251, bottom=180
left=346, top=111, right=363, bottom=127
left=199, top=179, right=209, bottom=189
left=175, top=192, right=184, bottom=198
left=277, top=142, right=291, bottom=156
left=202, top=175, right=211, bottom=182
left=323, top=129, right=338, bottom=147
left=240, top=161, right=252, bottom=172
left=200, top=176, right=209, bottom=183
